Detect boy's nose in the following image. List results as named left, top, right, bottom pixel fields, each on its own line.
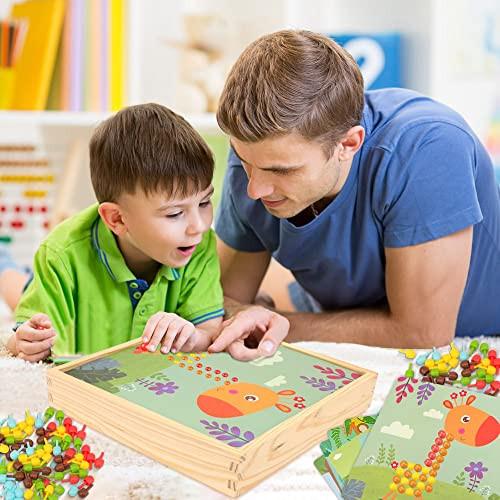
left=187, top=213, right=206, bottom=234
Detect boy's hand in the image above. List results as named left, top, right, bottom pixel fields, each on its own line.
left=142, top=312, right=200, bottom=354
left=7, top=313, right=56, bottom=362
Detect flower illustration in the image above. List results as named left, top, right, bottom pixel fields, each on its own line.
left=464, top=461, right=488, bottom=493
left=459, top=390, right=468, bottom=397
left=465, top=462, right=488, bottom=480
left=293, top=396, right=305, bottom=402
left=450, top=392, right=458, bottom=400
left=294, top=403, right=306, bottom=409
left=148, top=381, right=179, bottom=395
left=390, top=461, right=399, bottom=469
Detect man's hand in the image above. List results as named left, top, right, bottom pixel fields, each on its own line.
left=142, top=312, right=204, bottom=354
left=208, top=305, right=289, bottom=361
left=7, top=313, right=56, bottom=362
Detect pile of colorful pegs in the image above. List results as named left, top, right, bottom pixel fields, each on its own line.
left=0, top=408, right=104, bottom=499
left=399, top=341, right=499, bottom=396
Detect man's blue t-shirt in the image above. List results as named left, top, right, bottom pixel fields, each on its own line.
left=215, top=89, right=500, bottom=337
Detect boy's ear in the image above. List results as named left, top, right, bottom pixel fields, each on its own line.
left=98, top=202, right=127, bottom=236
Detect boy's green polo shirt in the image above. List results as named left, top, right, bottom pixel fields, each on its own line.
left=15, top=204, right=224, bottom=356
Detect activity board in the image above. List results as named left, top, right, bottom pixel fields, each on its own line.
left=47, top=339, right=377, bottom=497
left=347, top=380, right=499, bottom=499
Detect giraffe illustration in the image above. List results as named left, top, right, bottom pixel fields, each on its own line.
left=196, top=382, right=298, bottom=417
left=382, top=391, right=499, bottom=499
left=133, top=345, right=307, bottom=417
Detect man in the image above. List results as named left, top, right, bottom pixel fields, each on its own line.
left=207, top=29, right=500, bottom=360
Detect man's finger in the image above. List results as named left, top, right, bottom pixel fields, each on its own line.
left=208, top=315, right=257, bottom=353
left=227, top=340, right=262, bottom=361
left=257, top=314, right=289, bottom=357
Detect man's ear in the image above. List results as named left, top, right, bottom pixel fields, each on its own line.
left=339, top=125, right=365, bottom=161
left=98, top=202, right=127, bottom=236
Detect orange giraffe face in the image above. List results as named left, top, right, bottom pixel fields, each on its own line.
left=197, top=382, right=295, bottom=418
left=443, top=395, right=500, bottom=447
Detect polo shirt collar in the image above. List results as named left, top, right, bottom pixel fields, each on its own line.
left=91, top=216, right=180, bottom=282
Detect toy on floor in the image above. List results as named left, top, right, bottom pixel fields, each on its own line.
left=0, top=407, right=104, bottom=499
left=399, top=341, right=499, bottom=396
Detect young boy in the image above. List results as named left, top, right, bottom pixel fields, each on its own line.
left=6, top=103, right=224, bottom=362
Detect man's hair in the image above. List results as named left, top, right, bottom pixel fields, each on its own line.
left=90, top=103, right=214, bottom=202
left=217, top=30, right=364, bottom=155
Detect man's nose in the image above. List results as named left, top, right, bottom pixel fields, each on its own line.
left=246, top=168, right=273, bottom=200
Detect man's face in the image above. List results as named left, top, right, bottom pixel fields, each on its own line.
left=117, top=184, right=214, bottom=268
left=230, top=133, right=347, bottom=219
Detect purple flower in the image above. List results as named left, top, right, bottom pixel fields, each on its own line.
left=464, top=461, right=488, bottom=479
left=148, top=381, right=179, bottom=395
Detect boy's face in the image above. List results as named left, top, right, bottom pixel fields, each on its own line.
left=116, top=184, right=214, bottom=268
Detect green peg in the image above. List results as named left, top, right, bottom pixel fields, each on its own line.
left=73, top=437, right=82, bottom=450
left=404, top=363, right=414, bottom=378
left=70, top=463, right=79, bottom=474
left=78, top=469, right=88, bottom=478
left=55, top=410, right=65, bottom=424
left=43, top=407, right=55, bottom=422
left=468, top=340, right=479, bottom=356
left=430, top=368, right=440, bottom=378
left=485, top=374, right=494, bottom=384
left=479, top=342, right=489, bottom=357
left=460, top=376, right=471, bottom=386
left=476, top=368, right=486, bottom=379
left=54, top=485, right=65, bottom=496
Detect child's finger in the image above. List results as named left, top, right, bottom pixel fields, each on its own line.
left=141, top=313, right=163, bottom=343
left=18, top=336, right=55, bottom=355
left=172, top=323, right=195, bottom=353
left=18, top=327, right=56, bottom=342
left=18, top=348, right=51, bottom=363
left=29, top=313, right=52, bottom=328
left=148, top=315, right=175, bottom=352
left=159, top=320, right=184, bottom=353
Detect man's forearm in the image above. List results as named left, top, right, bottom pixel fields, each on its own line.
left=281, top=307, right=451, bottom=348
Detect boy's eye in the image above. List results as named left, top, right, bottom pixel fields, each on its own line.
left=200, top=200, right=212, bottom=208
left=166, top=212, right=182, bottom=219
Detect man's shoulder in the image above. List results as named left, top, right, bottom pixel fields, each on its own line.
left=364, top=88, right=473, bottom=150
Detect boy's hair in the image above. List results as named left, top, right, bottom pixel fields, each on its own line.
left=217, top=30, right=364, bottom=156
left=90, top=103, right=214, bottom=202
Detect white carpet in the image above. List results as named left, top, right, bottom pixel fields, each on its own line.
left=1, top=322, right=498, bottom=499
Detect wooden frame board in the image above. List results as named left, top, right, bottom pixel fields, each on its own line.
left=47, top=339, right=377, bottom=497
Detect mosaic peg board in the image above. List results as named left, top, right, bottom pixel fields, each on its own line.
left=47, top=339, right=377, bottom=497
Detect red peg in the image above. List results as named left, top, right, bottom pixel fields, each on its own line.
left=65, top=448, right=76, bottom=459
left=94, top=452, right=104, bottom=469
left=83, top=476, right=94, bottom=486
left=47, top=422, right=57, bottom=432
left=69, top=474, right=79, bottom=485
left=81, top=445, right=90, bottom=454
left=471, top=354, right=481, bottom=365
left=63, top=417, right=73, bottom=427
